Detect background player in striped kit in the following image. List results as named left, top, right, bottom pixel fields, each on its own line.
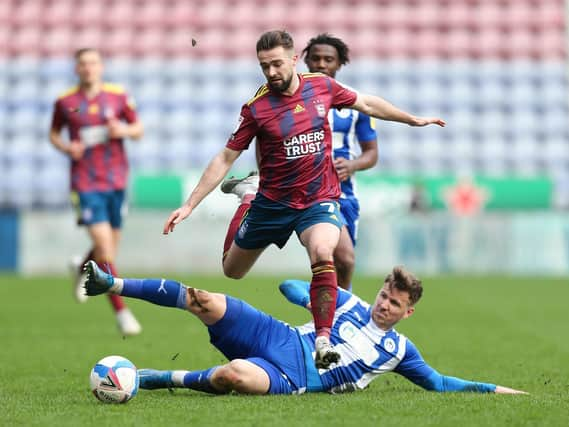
left=83, top=261, right=526, bottom=396
left=163, top=30, right=444, bottom=368
left=49, top=48, right=143, bottom=336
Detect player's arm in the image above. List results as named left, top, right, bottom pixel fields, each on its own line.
left=350, top=94, right=445, bottom=127
left=163, top=147, right=242, bottom=234
left=394, top=341, right=527, bottom=394
left=334, top=115, right=378, bottom=181
left=108, top=93, right=144, bottom=140
left=49, top=101, right=85, bottom=160
left=108, top=119, right=144, bottom=140
left=278, top=280, right=351, bottom=310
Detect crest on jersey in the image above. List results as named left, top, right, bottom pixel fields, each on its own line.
left=384, top=338, right=396, bottom=353
left=104, top=107, right=115, bottom=119
left=313, top=100, right=326, bottom=118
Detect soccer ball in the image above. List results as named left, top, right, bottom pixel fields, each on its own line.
left=89, top=355, right=139, bottom=403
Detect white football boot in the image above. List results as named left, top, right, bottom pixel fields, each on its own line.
left=220, top=171, right=259, bottom=202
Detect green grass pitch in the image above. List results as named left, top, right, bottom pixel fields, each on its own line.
left=0, top=272, right=567, bottom=426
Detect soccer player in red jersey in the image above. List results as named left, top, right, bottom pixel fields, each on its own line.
left=163, top=30, right=445, bottom=368
left=49, top=48, right=144, bottom=336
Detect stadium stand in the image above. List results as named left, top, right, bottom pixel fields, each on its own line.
left=0, top=0, right=567, bottom=208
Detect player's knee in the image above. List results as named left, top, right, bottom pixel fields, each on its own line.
left=222, top=264, right=246, bottom=280
left=311, top=243, right=335, bottom=263
left=186, top=287, right=213, bottom=311
left=212, top=361, right=247, bottom=390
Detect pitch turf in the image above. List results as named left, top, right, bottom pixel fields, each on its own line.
left=0, top=272, right=567, bottom=426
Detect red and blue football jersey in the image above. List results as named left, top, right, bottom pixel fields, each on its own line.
left=51, top=83, right=138, bottom=192
left=226, top=73, right=358, bottom=209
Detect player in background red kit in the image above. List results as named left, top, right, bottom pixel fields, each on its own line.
left=49, top=48, right=144, bottom=336
left=163, top=31, right=445, bottom=368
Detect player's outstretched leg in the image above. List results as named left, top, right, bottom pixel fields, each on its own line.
left=82, top=260, right=141, bottom=336
left=84, top=260, right=228, bottom=326
left=138, top=368, right=225, bottom=394
left=84, top=260, right=115, bottom=295
left=220, top=171, right=260, bottom=268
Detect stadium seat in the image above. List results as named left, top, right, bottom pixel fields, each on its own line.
left=1, top=0, right=569, bottom=208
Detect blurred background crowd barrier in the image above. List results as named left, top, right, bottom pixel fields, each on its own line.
left=1, top=0, right=568, bottom=275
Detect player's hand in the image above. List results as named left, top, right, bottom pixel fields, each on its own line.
left=107, top=118, right=127, bottom=138
left=68, top=140, right=86, bottom=160
left=494, top=385, right=529, bottom=395
left=334, top=158, right=356, bottom=181
left=163, top=205, right=193, bottom=234
left=410, top=117, right=446, bottom=127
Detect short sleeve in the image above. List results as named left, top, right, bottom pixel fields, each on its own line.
left=226, top=104, right=258, bottom=151
left=329, top=78, right=358, bottom=109
left=355, top=113, right=377, bottom=143
left=122, top=93, right=138, bottom=124
left=51, top=99, right=67, bottom=131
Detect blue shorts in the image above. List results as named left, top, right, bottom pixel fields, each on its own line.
left=339, top=197, right=360, bottom=246
left=207, top=296, right=307, bottom=394
left=234, top=193, right=343, bottom=250
left=73, top=190, right=126, bottom=229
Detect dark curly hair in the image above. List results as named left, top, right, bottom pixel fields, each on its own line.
left=302, top=33, right=350, bottom=65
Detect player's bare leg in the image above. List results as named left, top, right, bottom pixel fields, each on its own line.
left=138, top=358, right=270, bottom=394
left=222, top=244, right=266, bottom=279
left=220, top=171, right=264, bottom=279
left=87, top=223, right=141, bottom=336
left=333, top=226, right=355, bottom=290
left=208, top=359, right=270, bottom=394
left=300, top=222, right=342, bottom=368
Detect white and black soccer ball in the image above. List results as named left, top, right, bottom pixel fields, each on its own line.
left=89, top=355, right=139, bottom=403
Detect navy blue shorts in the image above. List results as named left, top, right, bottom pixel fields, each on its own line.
left=207, top=296, right=307, bottom=394
left=73, top=190, right=126, bottom=229
left=234, top=193, right=343, bottom=250
left=339, top=197, right=360, bottom=246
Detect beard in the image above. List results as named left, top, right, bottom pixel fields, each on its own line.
left=268, top=74, right=293, bottom=92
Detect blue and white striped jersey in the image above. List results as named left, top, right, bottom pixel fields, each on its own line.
left=329, top=108, right=377, bottom=200
left=296, top=290, right=430, bottom=393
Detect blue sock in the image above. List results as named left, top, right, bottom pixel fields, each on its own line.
left=121, top=279, right=187, bottom=309
left=183, top=367, right=223, bottom=394
left=279, top=280, right=310, bottom=308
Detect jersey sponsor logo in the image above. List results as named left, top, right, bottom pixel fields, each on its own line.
left=338, top=321, right=379, bottom=365
left=79, top=125, right=110, bottom=147
left=283, top=130, right=325, bottom=159
left=293, top=104, right=305, bottom=114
